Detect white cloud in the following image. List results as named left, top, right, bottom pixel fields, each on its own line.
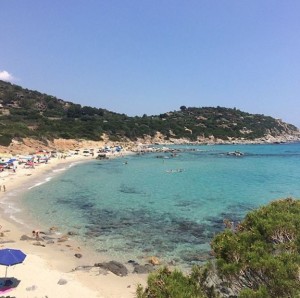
left=0, top=70, right=15, bottom=82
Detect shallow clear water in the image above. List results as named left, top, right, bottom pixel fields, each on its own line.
left=19, top=143, right=300, bottom=267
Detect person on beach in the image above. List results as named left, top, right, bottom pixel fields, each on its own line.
left=2, top=185, right=5, bottom=192
left=32, top=230, right=40, bottom=239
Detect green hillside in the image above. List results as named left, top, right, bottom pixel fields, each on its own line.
left=0, top=80, right=298, bottom=146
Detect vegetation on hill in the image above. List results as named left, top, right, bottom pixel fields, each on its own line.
left=0, top=80, right=298, bottom=146
left=137, top=198, right=300, bottom=298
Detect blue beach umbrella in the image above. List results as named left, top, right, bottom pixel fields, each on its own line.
left=0, top=249, right=26, bottom=277
left=7, top=159, right=16, bottom=163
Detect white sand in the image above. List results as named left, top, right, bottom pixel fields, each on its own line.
left=0, top=152, right=147, bottom=298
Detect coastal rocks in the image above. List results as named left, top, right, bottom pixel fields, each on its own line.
left=72, top=260, right=154, bottom=275
left=57, top=278, right=68, bottom=285
left=33, top=241, right=46, bottom=247
left=72, top=265, right=94, bottom=272
left=57, top=235, right=69, bottom=242
left=26, top=285, right=38, bottom=291
left=127, top=260, right=155, bottom=274
left=149, top=256, right=160, bottom=265
left=127, top=259, right=138, bottom=265
left=49, top=226, right=59, bottom=234
left=94, top=261, right=128, bottom=276
left=74, top=253, right=82, bottom=258
left=20, top=234, right=33, bottom=241
left=67, top=231, right=78, bottom=236
left=132, top=264, right=154, bottom=274
left=0, top=240, right=15, bottom=244
left=180, top=251, right=212, bottom=263
left=42, top=235, right=57, bottom=241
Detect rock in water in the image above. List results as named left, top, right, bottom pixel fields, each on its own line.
left=149, top=256, right=160, bottom=265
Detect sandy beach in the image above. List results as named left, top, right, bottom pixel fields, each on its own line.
left=0, top=151, right=147, bottom=298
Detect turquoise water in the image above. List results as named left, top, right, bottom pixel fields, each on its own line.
left=20, top=143, right=300, bottom=267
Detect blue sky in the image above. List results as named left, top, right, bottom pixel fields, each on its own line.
left=1, top=1, right=299, bottom=127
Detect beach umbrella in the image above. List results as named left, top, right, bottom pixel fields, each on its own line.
left=0, top=249, right=26, bottom=277
left=7, top=159, right=16, bottom=163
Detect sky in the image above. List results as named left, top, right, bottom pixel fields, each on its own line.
left=1, top=1, right=299, bottom=127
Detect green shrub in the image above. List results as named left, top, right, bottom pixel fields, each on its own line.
left=137, top=199, right=300, bottom=298
left=211, top=198, right=300, bottom=297
left=0, top=134, right=12, bottom=146
left=239, top=286, right=270, bottom=298
left=136, top=266, right=206, bottom=298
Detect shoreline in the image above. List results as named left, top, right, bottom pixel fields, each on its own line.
left=0, top=139, right=299, bottom=297
left=0, top=152, right=147, bottom=298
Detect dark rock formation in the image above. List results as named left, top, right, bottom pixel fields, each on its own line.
left=132, top=264, right=154, bottom=274
left=94, top=261, right=128, bottom=276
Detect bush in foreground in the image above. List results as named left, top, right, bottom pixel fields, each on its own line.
left=136, top=266, right=210, bottom=298
left=137, top=198, right=300, bottom=298
left=211, top=198, right=300, bottom=297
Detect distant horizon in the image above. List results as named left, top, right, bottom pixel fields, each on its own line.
left=1, top=1, right=299, bottom=127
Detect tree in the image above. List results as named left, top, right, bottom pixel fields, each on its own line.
left=211, top=198, right=300, bottom=297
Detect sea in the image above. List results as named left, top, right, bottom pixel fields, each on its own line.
left=3, top=143, right=300, bottom=269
